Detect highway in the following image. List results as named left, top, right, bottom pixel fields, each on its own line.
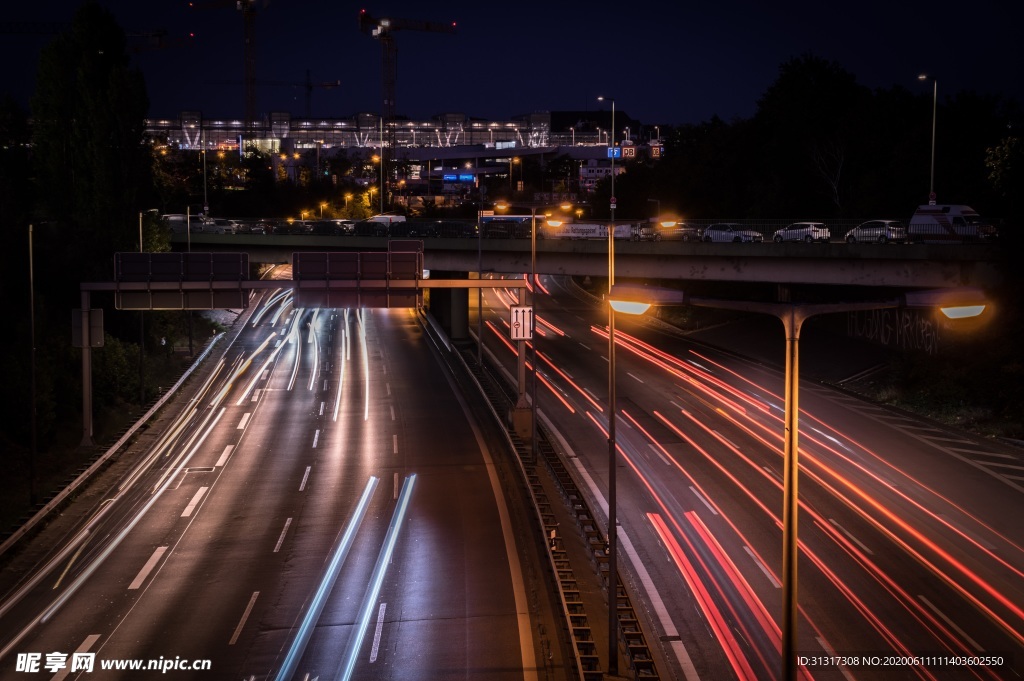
left=475, top=273, right=1024, bottom=681
left=3, top=265, right=1021, bottom=681
left=0, top=273, right=538, bottom=680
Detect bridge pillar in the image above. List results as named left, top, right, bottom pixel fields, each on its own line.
left=428, top=271, right=469, bottom=341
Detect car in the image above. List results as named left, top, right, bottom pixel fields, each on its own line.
left=202, top=218, right=235, bottom=234
left=702, top=223, right=763, bottom=243
left=772, top=222, right=830, bottom=243
left=331, top=219, right=357, bottom=235
left=907, top=204, right=997, bottom=243
left=654, top=221, right=702, bottom=241
left=844, top=219, right=906, bottom=244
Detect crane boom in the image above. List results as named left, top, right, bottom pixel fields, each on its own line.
left=358, top=9, right=456, bottom=206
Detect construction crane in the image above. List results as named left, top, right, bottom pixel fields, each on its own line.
left=189, top=0, right=264, bottom=132
left=358, top=9, right=455, bottom=200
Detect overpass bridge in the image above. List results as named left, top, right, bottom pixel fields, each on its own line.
left=171, top=232, right=1003, bottom=290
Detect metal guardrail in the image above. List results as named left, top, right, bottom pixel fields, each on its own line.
left=448, top=327, right=661, bottom=681
left=0, top=334, right=224, bottom=557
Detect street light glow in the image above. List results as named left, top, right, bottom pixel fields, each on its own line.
left=941, top=304, right=986, bottom=319
left=609, top=300, right=651, bottom=314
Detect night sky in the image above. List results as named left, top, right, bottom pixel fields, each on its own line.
left=2, top=0, right=1021, bottom=126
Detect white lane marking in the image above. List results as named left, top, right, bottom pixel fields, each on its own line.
left=313, top=429, right=320, bottom=448
left=938, top=514, right=996, bottom=551
left=712, top=430, right=739, bottom=450
left=390, top=405, right=395, bottom=420
left=181, top=487, right=209, bottom=517
left=129, top=547, right=167, bottom=590
left=954, top=449, right=1016, bottom=459
left=578, top=342, right=591, bottom=351
left=238, top=413, right=252, bottom=430
left=627, top=372, right=645, bottom=383
left=49, top=634, right=101, bottom=681
left=981, top=461, right=1024, bottom=472
left=562, top=450, right=700, bottom=681
left=299, top=466, right=311, bottom=492
left=816, top=636, right=856, bottom=681
left=689, top=486, right=718, bottom=515
left=829, top=518, right=873, bottom=555
left=762, top=466, right=782, bottom=484
left=229, top=591, right=260, bottom=645
left=649, top=443, right=672, bottom=466
left=369, top=602, right=387, bottom=663
left=273, top=518, right=293, bottom=553
left=393, top=434, right=399, bottom=454
left=215, top=445, right=235, bottom=467
left=744, top=546, right=781, bottom=588
left=919, top=595, right=984, bottom=651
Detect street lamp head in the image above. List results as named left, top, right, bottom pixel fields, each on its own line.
left=902, top=286, right=988, bottom=319
left=918, top=73, right=930, bottom=81
left=608, top=283, right=687, bottom=315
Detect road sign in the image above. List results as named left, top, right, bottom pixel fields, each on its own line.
left=606, top=147, right=622, bottom=159
left=510, top=305, right=533, bottom=341
left=622, top=146, right=636, bottom=158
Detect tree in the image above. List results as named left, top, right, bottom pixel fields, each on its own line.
left=31, top=1, right=150, bottom=280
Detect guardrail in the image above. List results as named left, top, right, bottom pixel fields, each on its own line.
left=443, top=316, right=662, bottom=681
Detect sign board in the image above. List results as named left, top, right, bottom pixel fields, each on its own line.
left=510, top=305, right=533, bottom=341
left=113, top=252, right=250, bottom=310
left=607, top=147, right=622, bottom=159
left=622, top=146, right=636, bottom=158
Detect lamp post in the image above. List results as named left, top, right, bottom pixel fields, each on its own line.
left=509, top=156, right=520, bottom=193
left=607, top=283, right=988, bottom=681
left=495, top=200, right=571, bottom=458
left=918, top=74, right=938, bottom=204
left=597, top=92, right=620, bottom=676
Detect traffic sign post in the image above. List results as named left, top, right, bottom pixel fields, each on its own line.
left=510, top=305, right=534, bottom=341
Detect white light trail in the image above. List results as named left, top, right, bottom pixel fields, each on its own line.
left=336, top=474, right=416, bottom=681
left=275, top=477, right=379, bottom=681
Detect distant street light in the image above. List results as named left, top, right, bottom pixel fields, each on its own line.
left=918, top=73, right=938, bottom=204
left=607, top=282, right=989, bottom=681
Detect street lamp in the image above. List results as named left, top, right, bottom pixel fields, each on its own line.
left=509, top=156, right=520, bottom=193
left=495, top=200, right=572, bottom=459
left=607, top=282, right=988, bottom=681
left=918, top=73, right=938, bottom=204
left=597, top=92, right=619, bottom=676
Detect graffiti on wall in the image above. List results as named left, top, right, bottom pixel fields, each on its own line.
left=847, top=308, right=940, bottom=356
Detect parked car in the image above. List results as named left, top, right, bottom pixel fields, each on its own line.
left=310, top=220, right=342, bottom=236
left=844, top=220, right=906, bottom=244
left=907, top=204, right=997, bottom=243
left=654, top=221, right=702, bottom=241
left=331, top=219, right=357, bottom=235
left=772, top=222, right=830, bottom=243
left=702, top=223, right=763, bottom=243
left=202, top=218, right=235, bottom=234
